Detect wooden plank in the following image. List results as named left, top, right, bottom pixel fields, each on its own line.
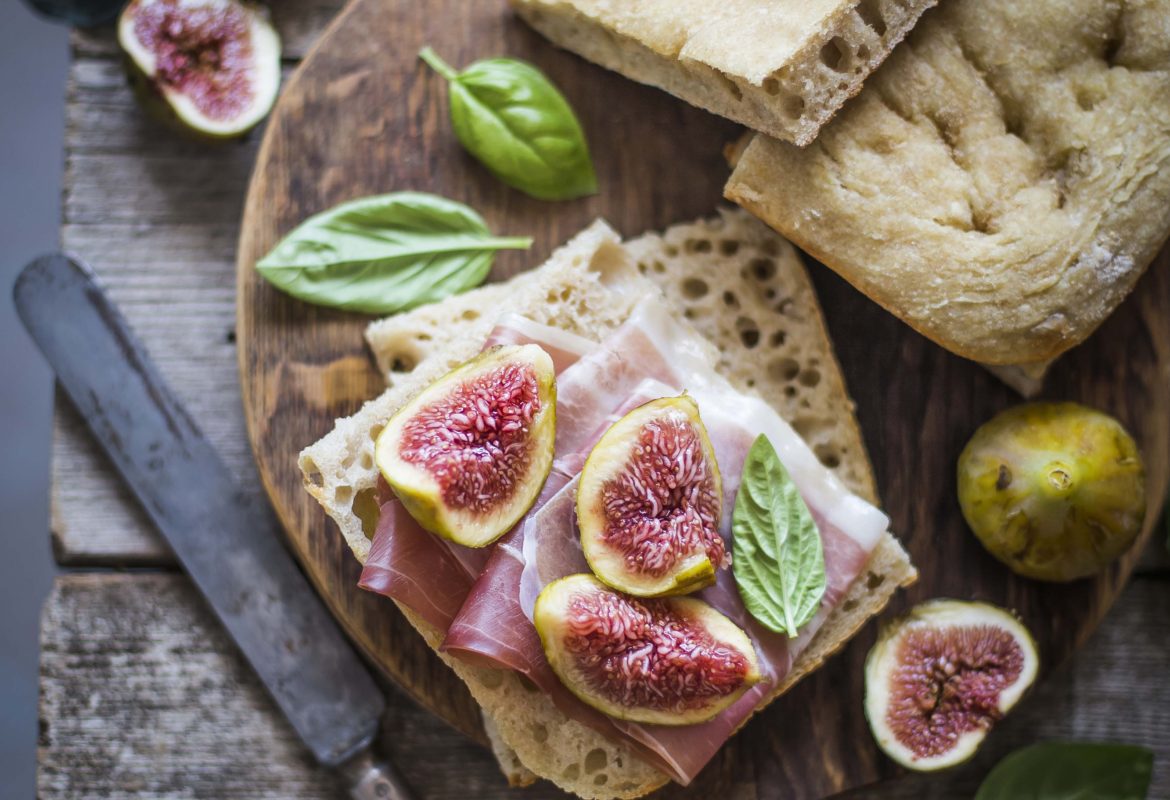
left=53, top=54, right=272, bottom=564
left=39, top=572, right=1170, bottom=799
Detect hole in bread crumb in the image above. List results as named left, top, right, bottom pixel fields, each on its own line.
left=857, top=44, right=870, bottom=62
left=769, top=330, right=787, bottom=347
left=390, top=353, right=416, bottom=373
left=683, top=308, right=696, bottom=320
left=799, top=368, right=821, bottom=387
left=784, top=386, right=797, bottom=397
left=750, top=257, right=777, bottom=282
left=866, top=572, right=885, bottom=590
left=480, top=671, right=504, bottom=689
left=746, top=378, right=756, bottom=388
left=722, top=291, right=740, bottom=309
left=736, top=316, right=760, bottom=349
left=764, top=288, right=777, bottom=301
left=763, top=76, right=782, bottom=96
left=820, top=37, right=851, bottom=72
left=461, top=309, right=480, bottom=321
left=652, top=260, right=666, bottom=273
left=360, top=452, right=373, bottom=470
left=335, top=486, right=353, bottom=505
left=517, top=675, right=540, bottom=692
left=815, top=444, right=841, bottom=469
left=304, top=460, right=324, bottom=488
left=353, top=487, right=380, bottom=540
left=416, top=332, right=431, bottom=342
left=637, top=261, right=648, bottom=274
left=664, top=245, right=679, bottom=257
left=369, top=424, right=384, bottom=442
left=857, top=0, right=887, bottom=36
left=842, top=598, right=859, bottom=612
left=531, top=723, right=549, bottom=744
left=717, top=71, right=744, bottom=101
left=585, top=749, right=608, bottom=773
left=761, top=238, right=781, bottom=257
left=682, top=278, right=709, bottom=299
left=769, top=357, right=801, bottom=382
left=562, top=764, right=581, bottom=780
left=783, top=93, right=806, bottom=121
left=719, top=239, right=740, bottom=256
left=685, top=238, right=713, bottom=254
left=595, top=774, right=609, bottom=786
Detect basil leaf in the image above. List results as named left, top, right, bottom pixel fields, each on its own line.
left=420, top=47, right=597, bottom=201
left=255, top=191, right=531, bottom=314
left=732, top=434, right=826, bottom=637
left=975, top=742, right=1153, bottom=800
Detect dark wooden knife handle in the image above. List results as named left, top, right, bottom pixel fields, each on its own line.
left=339, top=748, right=414, bottom=800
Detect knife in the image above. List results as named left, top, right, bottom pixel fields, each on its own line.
left=14, top=253, right=413, bottom=800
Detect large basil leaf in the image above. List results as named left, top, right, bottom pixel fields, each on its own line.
left=420, top=47, right=597, bottom=201
left=732, top=434, right=826, bottom=637
left=975, top=742, right=1153, bottom=800
left=255, top=192, right=531, bottom=313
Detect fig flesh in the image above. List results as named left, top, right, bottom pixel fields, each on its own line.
left=375, top=344, right=556, bottom=548
left=577, top=395, right=724, bottom=597
left=118, top=0, right=281, bottom=138
left=864, top=599, right=1039, bottom=771
left=958, top=402, right=1145, bottom=582
left=534, top=574, right=761, bottom=726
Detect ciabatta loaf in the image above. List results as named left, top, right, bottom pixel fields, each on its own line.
left=300, top=210, right=916, bottom=798
left=726, top=0, right=1170, bottom=368
left=511, top=0, right=938, bottom=146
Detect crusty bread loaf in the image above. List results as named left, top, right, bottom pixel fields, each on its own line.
left=511, top=0, right=938, bottom=146
left=300, top=211, right=916, bottom=798
left=726, top=0, right=1170, bottom=367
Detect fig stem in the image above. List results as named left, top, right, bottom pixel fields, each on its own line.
left=419, top=46, right=460, bottom=82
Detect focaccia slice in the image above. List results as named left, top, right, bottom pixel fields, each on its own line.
left=726, top=0, right=1170, bottom=369
left=511, top=0, right=938, bottom=146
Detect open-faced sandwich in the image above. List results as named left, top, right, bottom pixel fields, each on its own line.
left=299, top=210, right=916, bottom=798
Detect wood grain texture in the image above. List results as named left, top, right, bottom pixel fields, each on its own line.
left=233, top=1, right=1170, bottom=798
left=39, top=572, right=1170, bottom=799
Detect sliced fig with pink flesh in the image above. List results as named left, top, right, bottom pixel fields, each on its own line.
left=375, top=344, right=556, bottom=548
left=534, top=574, right=761, bottom=726
left=118, top=0, right=281, bottom=138
left=577, top=395, right=724, bottom=597
left=864, top=599, right=1039, bottom=772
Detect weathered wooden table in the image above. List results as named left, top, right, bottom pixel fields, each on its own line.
left=39, top=4, right=1170, bottom=798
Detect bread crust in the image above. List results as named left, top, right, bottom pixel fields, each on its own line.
left=726, top=0, right=1170, bottom=365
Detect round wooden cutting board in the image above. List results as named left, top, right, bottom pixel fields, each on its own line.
left=236, top=1, right=1170, bottom=797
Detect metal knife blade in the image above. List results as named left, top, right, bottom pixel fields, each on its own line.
left=15, top=254, right=412, bottom=799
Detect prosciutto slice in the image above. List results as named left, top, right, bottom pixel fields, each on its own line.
left=443, top=298, right=889, bottom=784
left=357, top=316, right=596, bottom=624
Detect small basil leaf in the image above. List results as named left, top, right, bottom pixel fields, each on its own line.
left=255, top=191, right=531, bottom=314
left=732, top=434, right=826, bottom=637
left=975, top=742, right=1153, bottom=800
left=420, top=47, right=597, bottom=201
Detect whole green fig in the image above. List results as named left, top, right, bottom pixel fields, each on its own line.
left=957, top=402, right=1145, bottom=582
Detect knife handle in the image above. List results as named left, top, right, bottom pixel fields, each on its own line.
left=339, top=747, right=414, bottom=800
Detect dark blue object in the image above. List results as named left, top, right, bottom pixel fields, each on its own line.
left=23, top=0, right=125, bottom=27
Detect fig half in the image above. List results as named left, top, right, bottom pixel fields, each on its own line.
left=375, top=344, right=556, bottom=548
left=864, top=599, right=1039, bottom=771
left=578, top=395, right=724, bottom=597
left=535, top=574, right=761, bottom=726
left=958, top=402, right=1146, bottom=582
left=118, top=0, right=281, bottom=138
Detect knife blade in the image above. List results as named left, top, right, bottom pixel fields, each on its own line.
left=14, top=253, right=413, bottom=800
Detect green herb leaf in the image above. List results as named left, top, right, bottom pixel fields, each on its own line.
left=975, top=742, right=1153, bottom=800
left=732, top=434, right=826, bottom=637
left=420, top=47, right=598, bottom=201
left=255, top=191, right=531, bottom=314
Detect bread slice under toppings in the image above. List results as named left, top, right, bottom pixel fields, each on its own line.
left=300, top=210, right=916, bottom=798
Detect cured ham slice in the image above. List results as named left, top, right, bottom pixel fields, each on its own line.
left=444, top=298, right=889, bottom=784
left=357, top=315, right=596, bottom=622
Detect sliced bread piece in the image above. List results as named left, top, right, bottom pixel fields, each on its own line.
left=726, top=0, right=1170, bottom=366
left=300, top=211, right=916, bottom=798
left=511, top=0, right=938, bottom=146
